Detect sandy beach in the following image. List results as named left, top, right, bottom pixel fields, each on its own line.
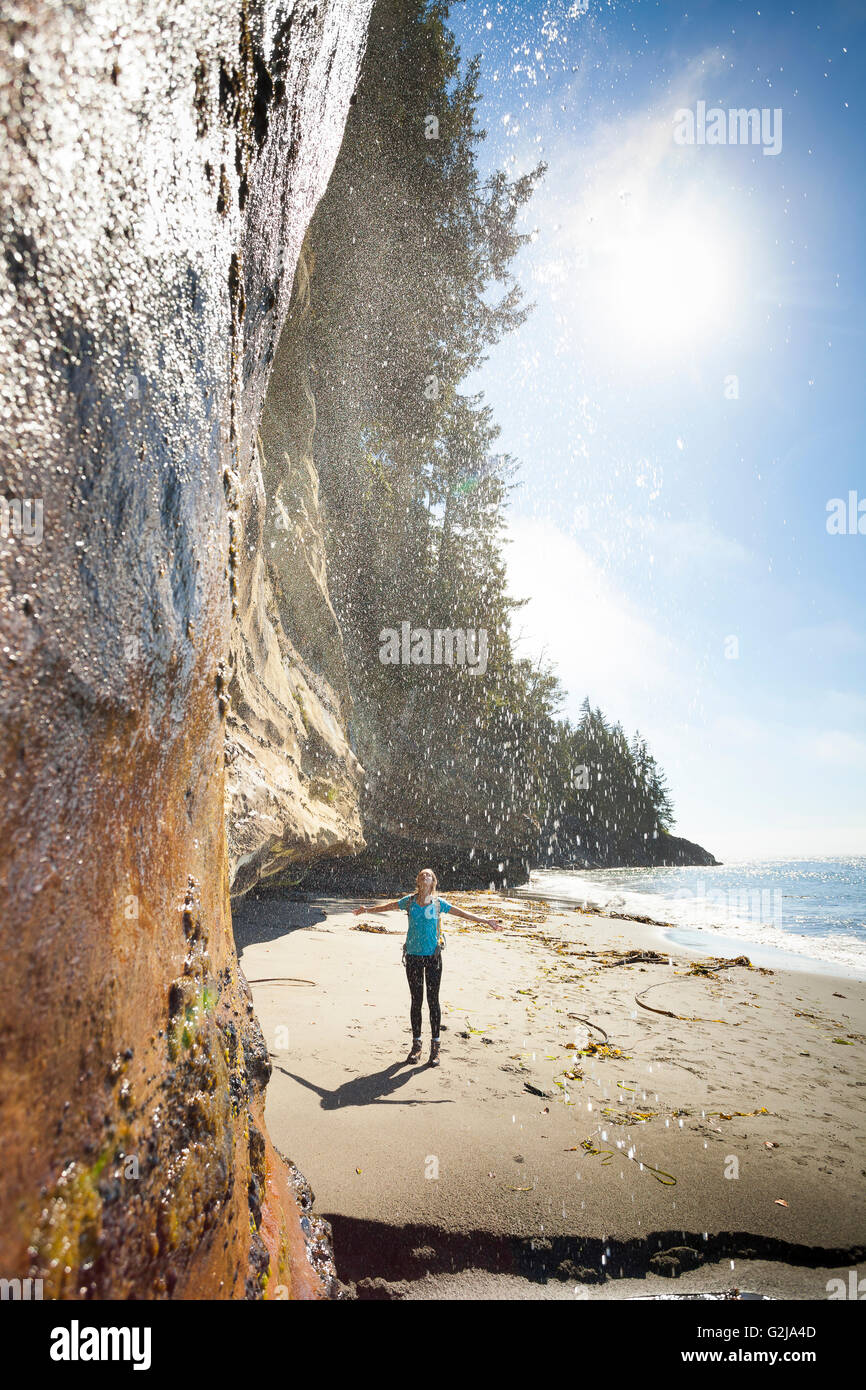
left=233, top=891, right=866, bottom=1299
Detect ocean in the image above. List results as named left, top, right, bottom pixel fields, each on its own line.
left=518, top=857, right=866, bottom=978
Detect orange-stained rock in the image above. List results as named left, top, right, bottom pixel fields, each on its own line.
left=0, top=0, right=372, bottom=1298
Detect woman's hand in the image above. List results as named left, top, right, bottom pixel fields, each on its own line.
left=352, top=905, right=368, bottom=916
left=487, top=917, right=503, bottom=930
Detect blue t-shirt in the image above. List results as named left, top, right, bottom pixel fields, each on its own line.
left=398, top=895, right=452, bottom=956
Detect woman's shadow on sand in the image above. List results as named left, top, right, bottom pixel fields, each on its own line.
left=274, top=1060, right=454, bottom=1110
left=237, top=893, right=449, bottom=1109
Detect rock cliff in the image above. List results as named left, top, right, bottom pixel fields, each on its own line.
left=0, top=0, right=372, bottom=1298
left=226, top=242, right=364, bottom=898
left=539, top=827, right=720, bottom=871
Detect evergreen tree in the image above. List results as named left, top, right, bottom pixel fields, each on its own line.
left=274, top=0, right=680, bottom=877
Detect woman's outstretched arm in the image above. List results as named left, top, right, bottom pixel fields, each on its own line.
left=352, top=898, right=403, bottom=916
left=447, top=905, right=503, bottom=931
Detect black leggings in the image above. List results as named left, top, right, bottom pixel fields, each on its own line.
left=405, top=951, right=442, bottom=1038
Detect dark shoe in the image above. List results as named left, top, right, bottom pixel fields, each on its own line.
left=429, top=1040, right=441, bottom=1067
left=406, top=1041, right=422, bottom=1064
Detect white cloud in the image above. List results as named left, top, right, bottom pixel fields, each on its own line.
left=709, top=713, right=765, bottom=746
left=505, top=514, right=675, bottom=725
left=822, top=689, right=866, bottom=723
left=807, top=730, right=866, bottom=771
left=504, top=517, right=866, bottom=857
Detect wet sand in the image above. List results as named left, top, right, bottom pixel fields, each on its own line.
left=233, top=891, right=866, bottom=1298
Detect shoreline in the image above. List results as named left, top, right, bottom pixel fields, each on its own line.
left=234, top=889, right=866, bottom=1299
left=513, top=884, right=866, bottom=983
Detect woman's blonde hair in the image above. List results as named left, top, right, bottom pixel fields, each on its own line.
left=415, top=867, right=438, bottom=896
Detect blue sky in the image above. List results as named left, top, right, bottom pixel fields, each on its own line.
left=448, top=0, right=866, bottom=859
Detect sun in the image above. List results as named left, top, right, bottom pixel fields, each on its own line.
left=567, top=197, right=740, bottom=366
left=606, top=212, right=733, bottom=354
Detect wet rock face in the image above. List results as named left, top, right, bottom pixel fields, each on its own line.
left=0, top=0, right=371, bottom=1297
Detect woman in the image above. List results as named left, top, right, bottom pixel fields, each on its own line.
left=352, top=868, right=502, bottom=1067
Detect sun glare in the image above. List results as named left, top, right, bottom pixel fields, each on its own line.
left=575, top=203, right=738, bottom=363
